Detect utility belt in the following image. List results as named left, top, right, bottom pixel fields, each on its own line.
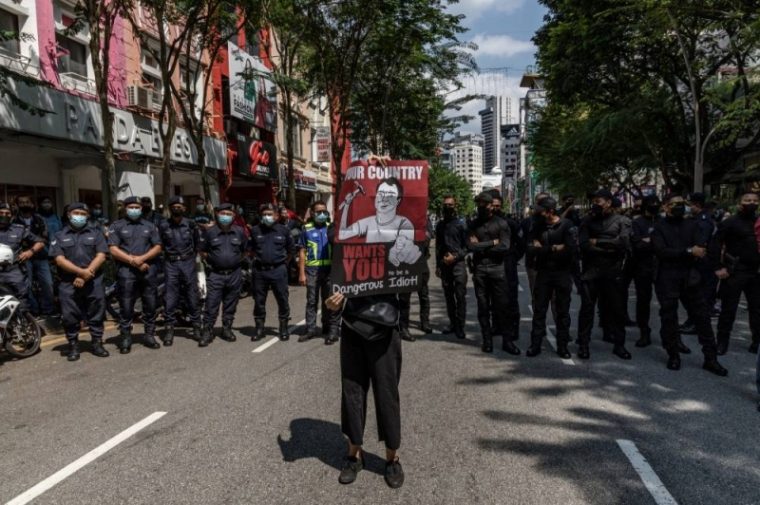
left=253, top=262, right=285, bottom=271
left=209, top=266, right=240, bottom=275
left=166, top=252, right=195, bottom=262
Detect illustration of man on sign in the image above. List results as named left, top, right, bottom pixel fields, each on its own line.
left=338, top=177, right=422, bottom=266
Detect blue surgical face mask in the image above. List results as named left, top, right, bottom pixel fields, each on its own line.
left=126, top=208, right=142, bottom=220
left=262, top=215, right=275, bottom=226
left=315, top=211, right=329, bottom=224
left=217, top=214, right=233, bottom=226
left=92, top=209, right=102, bottom=217
left=70, top=215, right=88, bottom=229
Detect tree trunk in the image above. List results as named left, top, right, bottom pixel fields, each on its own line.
left=101, top=112, right=118, bottom=221
left=286, top=111, right=297, bottom=210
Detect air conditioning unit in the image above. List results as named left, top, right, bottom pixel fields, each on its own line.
left=127, top=85, right=153, bottom=111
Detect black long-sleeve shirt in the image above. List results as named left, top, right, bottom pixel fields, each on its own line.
left=435, top=216, right=468, bottom=268
left=467, top=215, right=510, bottom=265
left=631, top=215, right=659, bottom=271
left=652, top=216, right=703, bottom=271
left=708, top=213, right=760, bottom=271
left=526, top=217, right=578, bottom=271
left=579, top=213, right=630, bottom=274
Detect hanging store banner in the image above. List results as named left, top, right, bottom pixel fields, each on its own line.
left=237, top=136, right=278, bottom=180
left=227, top=41, right=277, bottom=132
left=315, top=126, right=331, bottom=162
left=331, top=159, right=429, bottom=298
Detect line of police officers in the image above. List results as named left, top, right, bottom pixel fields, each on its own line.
left=435, top=188, right=760, bottom=379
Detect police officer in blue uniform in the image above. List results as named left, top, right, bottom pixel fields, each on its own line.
left=193, top=197, right=214, bottom=230
left=199, top=203, right=247, bottom=346
left=50, top=203, right=109, bottom=361
left=298, top=200, right=340, bottom=344
left=0, top=202, right=44, bottom=310
left=108, top=196, right=163, bottom=353
left=159, top=196, right=202, bottom=346
left=250, top=203, right=294, bottom=341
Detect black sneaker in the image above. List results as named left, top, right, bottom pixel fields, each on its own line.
left=338, top=456, right=363, bottom=485
left=384, top=458, right=405, bottom=489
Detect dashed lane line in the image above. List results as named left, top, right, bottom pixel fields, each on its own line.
left=252, top=318, right=308, bottom=353
left=616, top=439, right=679, bottom=505
left=5, top=412, right=167, bottom=505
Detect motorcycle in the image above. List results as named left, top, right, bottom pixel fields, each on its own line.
left=0, top=245, right=41, bottom=358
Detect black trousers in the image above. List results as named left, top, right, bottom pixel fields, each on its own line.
left=633, top=269, right=655, bottom=335
left=578, top=273, right=626, bottom=345
left=117, top=265, right=158, bottom=336
left=253, top=264, right=290, bottom=321
left=655, top=270, right=717, bottom=356
left=531, top=269, right=572, bottom=347
left=473, top=263, right=508, bottom=339
left=340, top=324, right=402, bottom=450
left=305, top=268, right=341, bottom=335
left=203, top=268, right=242, bottom=327
left=441, top=262, right=467, bottom=334
left=503, top=254, right=521, bottom=341
left=59, top=277, right=105, bottom=342
left=399, top=270, right=431, bottom=330
left=164, top=257, right=201, bottom=326
left=716, top=268, right=760, bottom=347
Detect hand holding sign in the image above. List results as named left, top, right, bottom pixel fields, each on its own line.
left=388, top=235, right=422, bottom=267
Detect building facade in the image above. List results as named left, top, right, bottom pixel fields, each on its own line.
left=478, top=95, right=513, bottom=175
left=447, top=140, right=483, bottom=195
left=0, top=0, right=227, bottom=213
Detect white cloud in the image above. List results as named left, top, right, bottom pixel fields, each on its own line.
left=470, top=34, right=535, bottom=59
left=449, top=0, right=526, bottom=20
left=443, top=74, right=527, bottom=135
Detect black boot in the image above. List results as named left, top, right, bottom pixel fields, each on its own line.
left=221, top=323, right=237, bottom=342
left=677, top=336, right=691, bottom=354
left=635, top=329, right=651, bottom=348
left=279, top=319, right=290, bottom=341
left=143, top=334, right=161, bottom=349
left=192, top=324, right=202, bottom=342
left=163, top=325, right=174, bottom=347
left=526, top=343, right=541, bottom=357
left=252, top=319, right=266, bottom=341
left=577, top=345, right=590, bottom=360
left=67, top=340, right=80, bottom=362
left=91, top=339, right=109, bottom=358
left=420, top=319, right=433, bottom=334
left=502, top=340, right=521, bottom=356
left=666, top=351, right=681, bottom=371
left=400, top=327, right=415, bottom=342
left=198, top=325, right=212, bottom=347
left=481, top=335, right=493, bottom=353
left=119, top=331, right=132, bottom=354
left=703, top=356, right=728, bottom=376
left=612, top=344, right=632, bottom=360
left=325, top=331, right=339, bottom=345
left=556, top=343, right=571, bottom=360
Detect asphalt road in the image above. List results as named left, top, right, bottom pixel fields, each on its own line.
left=1, top=263, right=759, bottom=505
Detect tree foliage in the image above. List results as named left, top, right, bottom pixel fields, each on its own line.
left=428, top=161, right=474, bottom=216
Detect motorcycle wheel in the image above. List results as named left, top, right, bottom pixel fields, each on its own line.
left=4, top=311, right=42, bottom=358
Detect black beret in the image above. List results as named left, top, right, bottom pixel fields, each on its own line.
left=593, top=189, right=614, bottom=200
left=168, top=196, right=185, bottom=206
left=215, top=202, right=235, bottom=212
left=140, top=196, right=152, bottom=203
left=68, top=202, right=89, bottom=212
left=123, top=196, right=140, bottom=205
left=536, top=197, right=557, bottom=211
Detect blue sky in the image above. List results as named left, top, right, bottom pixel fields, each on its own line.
left=445, top=0, right=547, bottom=131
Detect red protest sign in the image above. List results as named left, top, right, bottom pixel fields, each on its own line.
left=331, top=159, right=429, bottom=297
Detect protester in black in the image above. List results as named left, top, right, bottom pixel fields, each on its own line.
left=434, top=195, right=468, bottom=339
left=630, top=195, right=661, bottom=347
left=525, top=197, right=578, bottom=359
left=652, top=193, right=727, bottom=376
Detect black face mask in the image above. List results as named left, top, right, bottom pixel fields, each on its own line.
left=492, top=208, right=504, bottom=217
left=443, top=206, right=456, bottom=218
left=741, top=204, right=758, bottom=217
left=476, top=206, right=489, bottom=219
left=646, top=204, right=660, bottom=216
left=670, top=204, right=686, bottom=218
left=19, top=205, right=34, bottom=214
left=591, top=204, right=604, bottom=217
left=532, top=213, right=547, bottom=226
left=171, top=208, right=184, bottom=217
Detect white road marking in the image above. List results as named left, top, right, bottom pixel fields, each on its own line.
left=518, top=284, right=524, bottom=292
left=252, top=318, right=307, bottom=353
left=616, top=439, right=679, bottom=505
left=6, top=412, right=167, bottom=505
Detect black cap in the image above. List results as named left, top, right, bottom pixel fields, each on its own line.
left=688, top=192, right=706, bottom=205
left=475, top=191, right=493, bottom=205
left=68, top=202, right=89, bottom=212
left=168, top=196, right=185, bottom=206
left=140, top=196, right=152, bottom=204
left=536, top=197, right=557, bottom=212
left=593, top=189, right=614, bottom=200
left=215, top=202, right=235, bottom=212
left=123, top=196, right=140, bottom=205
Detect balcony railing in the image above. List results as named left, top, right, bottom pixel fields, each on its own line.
left=0, top=46, right=40, bottom=79
left=59, top=72, right=96, bottom=95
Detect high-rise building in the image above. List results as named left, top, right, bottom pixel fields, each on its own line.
left=443, top=136, right=483, bottom=195
left=500, top=124, right=520, bottom=178
left=479, top=96, right=513, bottom=174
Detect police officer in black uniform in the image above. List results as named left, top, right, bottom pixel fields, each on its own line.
left=0, top=202, right=44, bottom=310
left=489, top=194, right=524, bottom=346
left=159, top=196, right=202, bottom=346
left=435, top=195, right=468, bottom=340
left=108, top=196, right=163, bottom=353
left=652, top=193, right=727, bottom=375
left=50, top=203, right=109, bottom=361
left=577, top=189, right=632, bottom=360
left=250, top=203, right=294, bottom=341
left=631, top=195, right=661, bottom=348
left=709, top=191, right=760, bottom=355
left=526, top=197, right=578, bottom=359
left=468, top=191, right=514, bottom=354
left=199, top=203, right=247, bottom=346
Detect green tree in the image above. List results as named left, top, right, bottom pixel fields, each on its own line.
left=428, top=161, right=474, bottom=217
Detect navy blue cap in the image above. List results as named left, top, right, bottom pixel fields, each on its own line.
left=215, top=203, right=235, bottom=212
left=68, top=202, right=89, bottom=212
left=593, top=189, right=614, bottom=200
left=123, top=196, right=140, bottom=205
left=0, top=202, right=10, bottom=210
left=169, top=196, right=185, bottom=206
